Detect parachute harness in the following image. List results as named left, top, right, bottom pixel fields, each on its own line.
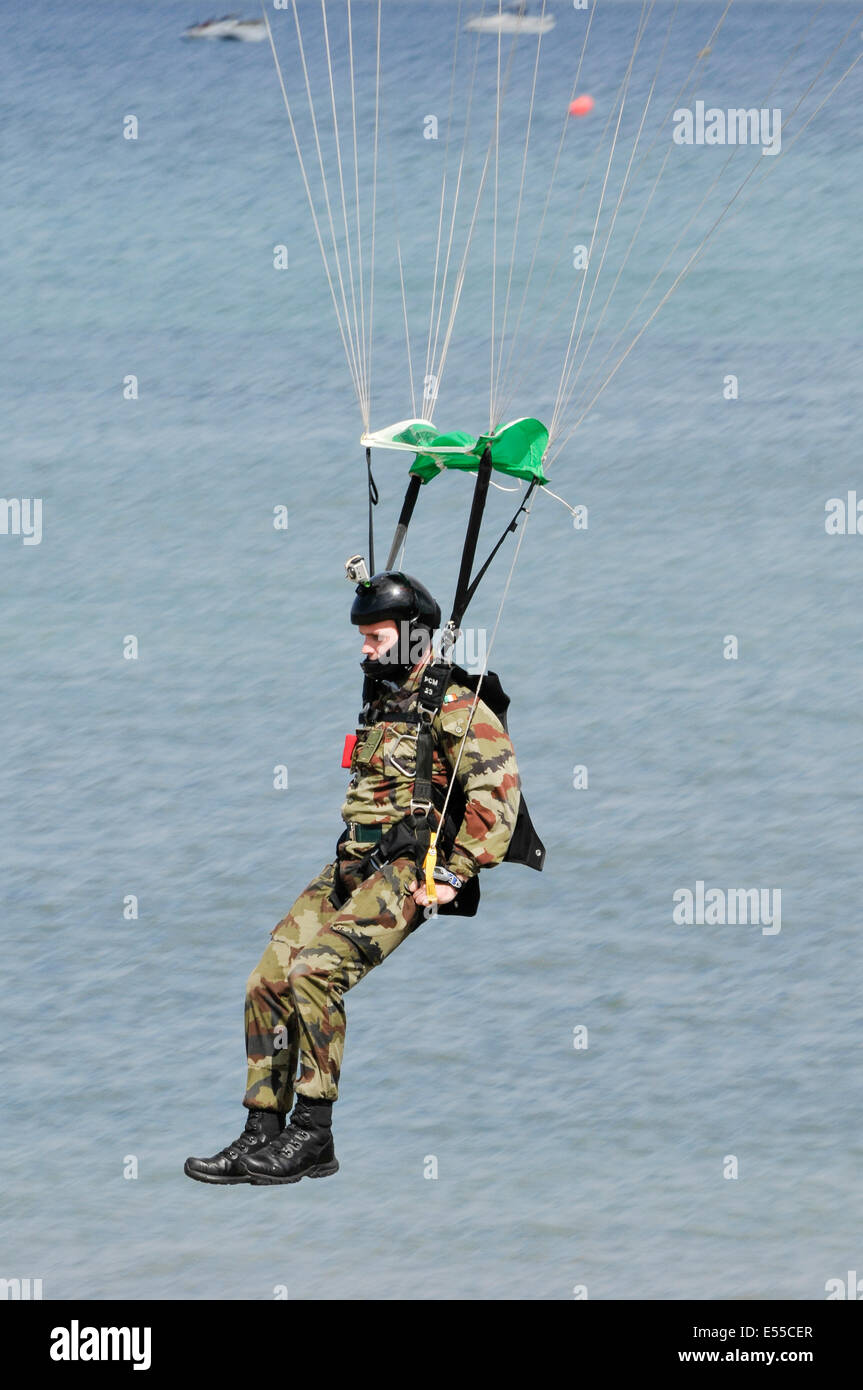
left=330, top=439, right=546, bottom=917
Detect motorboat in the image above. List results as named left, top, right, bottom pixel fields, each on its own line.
left=184, top=15, right=241, bottom=39
left=465, top=3, right=556, bottom=34
left=184, top=15, right=267, bottom=42
left=223, top=19, right=267, bottom=42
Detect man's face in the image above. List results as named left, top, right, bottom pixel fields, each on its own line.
left=358, top=619, right=400, bottom=661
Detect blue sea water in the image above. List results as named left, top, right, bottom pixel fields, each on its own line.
left=1, top=0, right=862, bottom=1301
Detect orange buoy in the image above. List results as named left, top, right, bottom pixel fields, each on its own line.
left=569, top=94, right=595, bottom=117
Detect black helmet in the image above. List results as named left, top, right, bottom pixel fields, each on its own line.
left=351, top=571, right=441, bottom=680
left=350, top=570, right=441, bottom=631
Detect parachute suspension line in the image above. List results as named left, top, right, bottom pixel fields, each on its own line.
left=495, top=0, right=731, bottom=432
left=345, top=0, right=368, bottom=423
left=547, top=10, right=683, bottom=417
left=494, top=0, right=598, bottom=420
left=365, top=447, right=378, bottom=574
left=434, top=143, right=493, bottom=398
left=570, top=170, right=757, bottom=444
left=429, top=3, right=527, bottom=407
left=561, top=0, right=734, bottom=401
left=546, top=12, right=863, bottom=472
left=497, top=0, right=733, bottom=430
left=319, top=0, right=367, bottom=424
left=495, top=0, right=656, bottom=427
left=721, top=10, right=863, bottom=223
left=548, top=0, right=656, bottom=445
left=490, top=0, right=549, bottom=430
left=380, top=113, right=417, bottom=419
left=568, top=0, right=827, bottom=432
left=276, top=3, right=364, bottom=418
left=615, top=1, right=737, bottom=200
left=556, top=6, right=734, bottom=422
left=490, top=8, right=503, bottom=434
left=546, top=0, right=655, bottom=444
left=289, top=0, right=367, bottom=419
left=423, top=0, right=468, bottom=417
left=425, top=0, right=485, bottom=416
left=549, top=3, right=863, bottom=467
left=433, top=25, right=523, bottom=401
left=262, top=3, right=364, bottom=416
left=366, top=0, right=383, bottom=419
left=549, top=0, right=677, bottom=435
left=370, top=0, right=419, bottom=417
left=503, top=0, right=737, bottom=429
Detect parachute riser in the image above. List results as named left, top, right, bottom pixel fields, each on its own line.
left=377, top=439, right=536, bottom=655
left=385, top=473, right=423, bottom=571
left=365, top=447, right=378, bottom=575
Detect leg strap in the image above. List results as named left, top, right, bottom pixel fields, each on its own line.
left=328, top=815, right=432, bottom=909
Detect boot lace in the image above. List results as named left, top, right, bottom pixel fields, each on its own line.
left=268, top=1125, right=311, bottom=1156
left=224, top=1113, right=279, bottom=1158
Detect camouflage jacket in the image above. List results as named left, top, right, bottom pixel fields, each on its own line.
left=340, top=656, right=521, bottom=883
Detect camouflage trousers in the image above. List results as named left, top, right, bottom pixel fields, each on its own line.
left=244, top=848, right=422, bottom=1111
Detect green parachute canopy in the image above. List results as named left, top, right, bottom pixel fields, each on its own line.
left=360, top=416, right=548, bottom=485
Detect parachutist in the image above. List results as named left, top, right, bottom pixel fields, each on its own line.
left=185, top=571, right=541, bottom=1187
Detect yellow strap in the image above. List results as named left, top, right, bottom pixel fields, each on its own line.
left=423, top=830, right=438, bottom=900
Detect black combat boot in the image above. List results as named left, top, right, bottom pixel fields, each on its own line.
left=184, top=1109, right=286, bottom=1184
left=240, top=1097, right=339, bottom=1185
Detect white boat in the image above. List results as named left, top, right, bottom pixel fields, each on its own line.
left=184, top=15, right=241, bottom=40
left=223, top=20, right=267, bottom=43
left=465, top=4, right=556, bottom=35
left=184, top=15, right=267, bottom=42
